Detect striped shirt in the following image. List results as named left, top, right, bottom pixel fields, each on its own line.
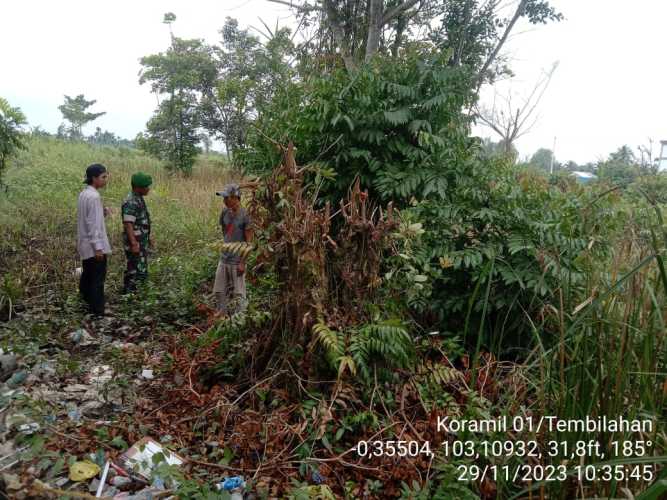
left=77, top=185, right=111, bottom=260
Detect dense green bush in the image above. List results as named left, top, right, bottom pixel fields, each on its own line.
left=240, top=51, right=476, bottom=206
left=0, top=97, right=27, bottom=187
left=628, top=172, right=667, bottom=204
left=239, top=52, right=630, bottom=355
left=397, top=155, right=626, bottom=352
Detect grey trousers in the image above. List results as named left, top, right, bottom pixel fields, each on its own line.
left=213, top=261, right=247, bottom=314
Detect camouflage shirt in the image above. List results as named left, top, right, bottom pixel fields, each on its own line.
left=121, top=191, right=151, bottom=250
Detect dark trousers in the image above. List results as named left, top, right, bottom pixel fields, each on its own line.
left=123, top=249, right=148, bottom=294
left=79, top=255, right=107, bottom=315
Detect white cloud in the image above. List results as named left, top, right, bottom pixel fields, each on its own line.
left=476, top=0, right=667, bottom=163
left=3, top=0, right=665, bottom=163
left=1, top=0, right=292, bottom=138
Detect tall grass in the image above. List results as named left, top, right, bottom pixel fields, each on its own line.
left=0, top=136, right=235, bottom=314
left=458, top=188, right=667, bottom=498
left=515, top=201, right=667, bottom=498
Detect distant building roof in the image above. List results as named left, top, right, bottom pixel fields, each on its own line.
left=571, top=171, right=596, bottom=179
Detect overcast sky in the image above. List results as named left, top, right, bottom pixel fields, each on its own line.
left=2, top=0, right=665, bottom=164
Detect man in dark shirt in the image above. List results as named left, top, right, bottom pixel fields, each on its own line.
left=213, top=183, right=252, bottom=314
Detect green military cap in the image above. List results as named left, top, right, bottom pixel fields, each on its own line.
left=131, top=172, right=153, bottom=188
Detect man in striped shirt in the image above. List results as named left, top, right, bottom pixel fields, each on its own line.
left=77, top=164, right=112, bottom=316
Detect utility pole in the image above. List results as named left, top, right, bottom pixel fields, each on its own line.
left=659, top=140, right=667, bottom=172
left=549, top=136, right=557, bottom=174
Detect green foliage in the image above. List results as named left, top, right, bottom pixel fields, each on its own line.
left=57, top=94, right=105, bottom=139
left=383, top=218, right=432, bottom=312
left=479, top=137, right=517, bottom=161
left=597, top=145, right=644, bottom=187
left=0, top=274, right=24, bottom=321
left=403, top=154, right=625, bottom=350
left=199, top=17, right=295, bottom=157
left=284, top=0, right=560, bottom=76
left=139, top=37, right=216, bottom=95
left=242, top=51, right=476, bottom=205
left=88, top=127, right=135, bottom=148
left=630, top=173, right=667, bottom=204
left=136, top=93, right=200, bottom=174
left=529, top=147, right=556, bottom=172
left=138, top=35, right=214, bottom=173
left=285, top=481, right=336, bottom=500
left=0, top=136, right=225, bottom=324
left=314, top=319, right=413, bottom=382
left=0, top=97, right=27, bottom=186
left=597, top=160, right=639, bottom=187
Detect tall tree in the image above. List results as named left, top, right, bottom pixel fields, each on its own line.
left=58, top=94, right=105, bottom=139
left=268, top=0, right=561, bottom=75
left=530, top=147, right=556, bottom=172
left=198, top=17, right=295, bottom=157
left=138, top=14, right=216, bottom=173
left=475, top=61, right=558, bottom=156
left=597, top=145, right=640, bottom=187
left=480, top=137, right=517, bottom=160
left=136, top=94, right=200, bottom=174
left=608, top=145, right=635, bottom=165
left=0, top=97, right=27, bottom=187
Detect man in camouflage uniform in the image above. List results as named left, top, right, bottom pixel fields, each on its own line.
left=121, top=172, right=153, bottom=294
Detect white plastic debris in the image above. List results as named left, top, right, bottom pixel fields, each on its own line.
left=70, top=329, right=95, bottom=346
left=118, top=437, right=184, bottom=481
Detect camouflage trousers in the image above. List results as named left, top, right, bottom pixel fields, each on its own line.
left=123, top=248, right=148, bottom=294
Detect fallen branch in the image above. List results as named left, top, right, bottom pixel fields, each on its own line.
left=187, top=358, right=202, bottom=402
left=31, top=478, right=156, bottom=499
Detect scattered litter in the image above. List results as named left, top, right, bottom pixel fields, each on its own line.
left=0, top=353, right=17, bottom=380
left=139, top=369, right=154, bottom=380
left=112, top=487, right=166, bottom=499
left=31, top=360, right=57, bottom=380
left=6, top=370, right=28, bottom=388
left=95, top=460, right=110, bottom=497
left=0, top=445, right=28, bottom=472
left=63, top=384, right=89, bottom=393
left=217, top=476, right=245, bottom=499
left=103, top=486, right=120, bottom=497
left=90, top=477, right=101, bottom=493
left=54, top=476, right=69, bottom=488
left=0, top=388, right=23, bottom=410
left=69, top=460, right=101, bottom=481
left=70, top=328, right=95, bottom=346
left=312, top=471, right=325, bottom=484
left=111, top=475, right=132, bottom=488
left=111, top=341, right=137, bottom=350
left=151, top=475, right=165, bottom=489
left=6, top=413, right=39, bottom=435
left=1, top=472, right=22, bottom=493
left=87, top=365, right=114, bottom=385
left=17, top=422, right=40, bottom=435
left=118, top=437, right=184, bottom=481
left=67, top=407, right=82, bottom=423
